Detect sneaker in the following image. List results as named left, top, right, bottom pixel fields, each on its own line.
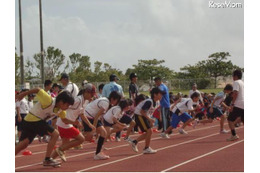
left=143, top=147, right=157, bottom=154
left=193, top=120, right=199, bottom=129
left=43, top=158, right=61, bottom=166
left=179, top=128, right=188, bottom=134
left=55, top=147, right=66, bottom=162
left=73, top=144, right=83, bottom=150
left=226, top=135, right=239, bottom=141
left=115, top=137, right=121, bottom=142
left=94, top=152, right=110, bottom=160
left=129, top=141, right=138, bottom=153
left=220, top=129, right=229, bottom=134
left=124, top=137, right=133, bottom=143
left=160, top=133, right=170, bottom=139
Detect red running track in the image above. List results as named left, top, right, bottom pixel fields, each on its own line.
left=15, top=121, right=244, bottom=172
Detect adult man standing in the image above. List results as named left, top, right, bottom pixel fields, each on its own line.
left=102, top=74, right=124, bottom=98
left=189, top=83, right=203, bottom=104
left=59, top=73, right=79, bottom=98
left=129, top=73, right=138, bottom=101
left=154, top=77, right=170, bottom=132
left=227, top=70, right=244, bottom=141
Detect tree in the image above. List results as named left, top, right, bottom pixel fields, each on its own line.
left=15, top=52, right=20, bottom=85
left=131, top=59, right=175, bottom=80
left=24, top=58, right=35, bottom=81
left=33, top=46, right=67, bottom=81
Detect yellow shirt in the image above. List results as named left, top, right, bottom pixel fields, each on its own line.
left=24, top=89, right=66, bottom=122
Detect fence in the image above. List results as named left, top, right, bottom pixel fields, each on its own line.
left=15, top=77, right=233, bottom=92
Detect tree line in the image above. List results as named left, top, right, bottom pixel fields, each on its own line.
left=15, top=46, right=243, bottom=88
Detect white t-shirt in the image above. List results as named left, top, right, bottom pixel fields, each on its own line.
left=172, top=98, right=195, bottom=114
left=134, top=98, right=156, bottom=116
left=103, top=106, right=123, bottom=124
left=64, top=82, right=79, bottom=98
left=189, top=89, right=203, bottom=103
left=84, top=97, right=110, bottom=119
left=213, top=91, right=226, bottom=107
left=233, top=80, right=244, bottom=109
left=56, top=95, right=89, bottom=129
left=28, top=101, right=34, bottom=111
left=16, top=98, right=29, bottom=114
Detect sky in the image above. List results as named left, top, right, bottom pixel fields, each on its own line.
left=15, top=0, right=244, bottom=73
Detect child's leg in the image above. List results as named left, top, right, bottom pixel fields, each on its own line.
left=96, top=126, right=107, bottom=155
left=45, top=129, right=59, bottom=158
left=182, top=118, right=192, bottom=129
left=104, top=126, right=111, bottom=141
left=15, top=138, right=30, bottom=155
left=220, top=114, right=226, bottom=131
left=144, top=129, right=152, bottom=148
left=51, top=138, right=70, bottom=159
left=60, top=133, right=84, bottom=151
left=199, top=118, right=213, bottom=124
left=126, top=121, right=136, bottom=138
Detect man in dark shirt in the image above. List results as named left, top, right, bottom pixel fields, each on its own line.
left=129, top=73, right=138, bottom=100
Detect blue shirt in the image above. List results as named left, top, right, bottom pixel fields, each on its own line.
left=159, top=83, right=170, bottom=108
left=102, top=82, right=124, bottom=98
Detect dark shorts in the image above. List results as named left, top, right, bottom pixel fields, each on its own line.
left=15, top=113, right=27, bottom=131
left=119, top=115, right=133, bottom=124
left=19, top=120, right=55, bottom=144
left=103, top=119, right=114, bottom=127
left=195, top=112, right=204, bottom=120
left=82, top=118, right=103, bottom=132
left=134, top=114, right=151, bottom=132
left=228, top=107, right=244, bottom=123
left=207, top=107, right=223, bottom=119
left=171, top=112, right=192, bottom=128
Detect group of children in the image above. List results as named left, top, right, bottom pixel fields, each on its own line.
left=15, top=70, right=244, bottom=168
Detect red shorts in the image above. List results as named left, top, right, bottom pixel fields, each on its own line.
left=58, top=126, right=80, bottom=139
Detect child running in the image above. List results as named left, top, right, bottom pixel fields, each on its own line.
left=160, top=92, right=200, bottom=138
left=15, top=88, right=74, bottom=167
left=83, top=91, right=122, bottom=160
left=193, top=84, right=233, bottom=133
left=103, top=99, right=130, bottom=141
left=129, top=87, right=163, bottom=154
left=50, top=83, right=97, bottom=162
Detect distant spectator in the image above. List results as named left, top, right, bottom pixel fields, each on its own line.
left=98, top=83, right=105, bottom=98
left=51, top=83, right=60, bottom=98
left=189, top=83, right=203, bottom=104
left=44, top=80, right=53, bottom=95
left=59, top=73, right=79, bottom=98
left=102, top=74, right=124, bottom=98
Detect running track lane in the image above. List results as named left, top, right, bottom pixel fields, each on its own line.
left=15, top=122, right=243, bottom=172
left=15, top=123, right=222, bottom=171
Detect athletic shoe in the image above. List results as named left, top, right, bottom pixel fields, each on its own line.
left=129, top=141, right=138, bottom=153
left=160, top=132, right=170, bottom=139
left=124, top=137, right=133, bottom=143
left=179, top=128, right=188, bottom=134
left=193, top=120, right=199, bottom=129
left=226, top=135, right=239, bottom=141
left=43, top=158, right=61, bottom=166
left=220, top=129, right=229, bottom=134
left=73, top=144, right=83, bottom=150
left=143, top=147, right=157, bottom=154
left=115, top=137, right=121, bottom=142
left=94, top=152, right=110, bottom=160
left=55, top=147, right=66, bottom=162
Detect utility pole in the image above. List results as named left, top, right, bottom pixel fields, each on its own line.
left=39, top=0, right=44, bottom=84
left=19, top=0, right=24, bottom=88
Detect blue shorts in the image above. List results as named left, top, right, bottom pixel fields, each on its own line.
left=171, top=112, right=192, bottom=128
left=207, top=107, right=223, bottom=119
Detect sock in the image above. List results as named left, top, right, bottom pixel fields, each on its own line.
left=96, top=136, right=105, bottom=155
left=45, top=157, right=50, bottom=161
left=133, top=140, right=138, bottom=145
left=144, top=146, right=149, bottom=150
left=231, top=129, right=236, bottom=136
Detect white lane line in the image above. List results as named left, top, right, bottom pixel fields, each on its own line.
left=15, top=124, right=227, bottom=170
left=77, top=126, right=243, bottom=172
left=161, top=139, right=244, bottom=172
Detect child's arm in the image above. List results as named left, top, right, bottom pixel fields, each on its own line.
left=112, top=117, right=126, bottom=127
left=16, top=88, right=41, bottom=101
left=93, top=108, right=105, bottom=127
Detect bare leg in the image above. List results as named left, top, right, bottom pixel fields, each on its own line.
left=144, top=129, right=152, bottom=148
left=45, top=129, right=59, bottom=158
left=182, top=119, right=193, bottom=129
left=220, top=115, right=225, bottom=131
left=15, top=138, right=30, bottom=155
left=126, top=121, right=136, bottom=138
